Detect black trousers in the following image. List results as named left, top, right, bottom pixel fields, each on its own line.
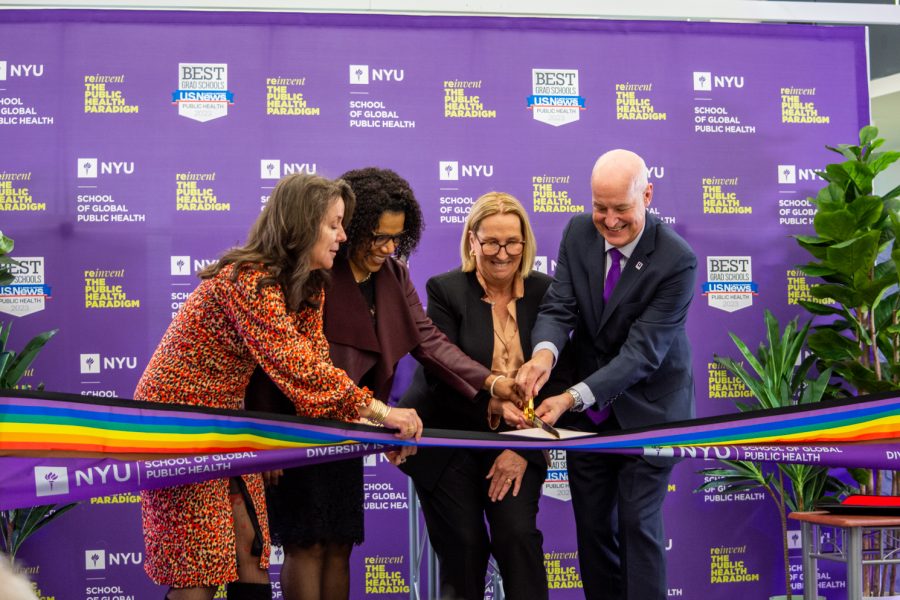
left=567, top=449, right=673, bottom=600
left=414, top=449, right=548, bottom=600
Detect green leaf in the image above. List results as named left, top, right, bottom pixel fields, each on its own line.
left=814, top=209, right=858, bottom=242
left=820, top=167, right=851, bottom=194
left=826, top=144, right=859, bottom=162
left=848, top=195, right=884, bottom=230
left=843, top=160, right=875, bottom=196
left=807, top=329, right=859, bottom=361
left=815, top=182, right=848, bottom=209
left=796, top=240, right=828, bottom=261
left=824, top=231, right=881, bottom=279
left=882, top=183, right=900, bottom=203
left=4, top=328, right=57, bottom=387
left=870, top=151, right=900, bottom=176
left=859, top=125, right=878, bottom=146
left=0, top=321, right=10, bottom=352
left=796, top=300, right=841, bottom=316
left=3, top=504, right=78, bottom=557
left=795, top=263, right=837, bottom=278
left=0, top=233, right=13, bottom=256
left=809, top=283, right=860, bottom=308
left=799, top=369, right=831, bottom=405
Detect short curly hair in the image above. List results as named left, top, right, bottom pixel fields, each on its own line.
left=338, top=167, right=424, bottom=259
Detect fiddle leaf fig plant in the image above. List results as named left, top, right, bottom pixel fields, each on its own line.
left=794, top=125, right=900, bottom=394
left=793, top=125, right=900, bottom=596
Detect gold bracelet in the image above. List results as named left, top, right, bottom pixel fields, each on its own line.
left=367, top=399, right=392, bottom=425
left=489, top=375, right=506, bottom=397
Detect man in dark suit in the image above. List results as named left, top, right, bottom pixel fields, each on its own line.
left=517, top=149, right=697, bottom=600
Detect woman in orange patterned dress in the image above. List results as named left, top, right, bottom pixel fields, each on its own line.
left=135, top=174, right=422, bottom=600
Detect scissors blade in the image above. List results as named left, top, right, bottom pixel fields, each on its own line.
left=531, top=414, right=561, bottom=439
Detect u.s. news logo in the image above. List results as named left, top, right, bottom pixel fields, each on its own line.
left=703, top=256, right=757, bottom=313
left=528, top=68, right=585, bottom=127
left=172, top=63, right=234, bottom=123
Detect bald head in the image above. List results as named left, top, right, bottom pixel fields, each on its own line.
left=591, top=149, right=648, bottom=197
left=590, top=149, right=653, bottom=247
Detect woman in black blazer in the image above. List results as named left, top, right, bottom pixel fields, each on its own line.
left=400, top=192, right=572, bottom=600
left=245, top=170, right=521, bottom=600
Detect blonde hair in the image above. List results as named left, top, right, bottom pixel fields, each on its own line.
left=459, top=192, right=536, bottom=279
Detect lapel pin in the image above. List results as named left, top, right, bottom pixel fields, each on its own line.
left=635, top=261, right=644, bottom=270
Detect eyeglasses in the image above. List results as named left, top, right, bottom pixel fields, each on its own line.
left=474, top=235, right=525, bottom=257
left=370, top=232, right=405, bottom=248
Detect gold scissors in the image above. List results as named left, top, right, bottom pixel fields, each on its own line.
left=524, top=396, right=560, bottom=439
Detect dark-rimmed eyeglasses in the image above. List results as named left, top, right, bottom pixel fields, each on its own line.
left=474, top=235, right=525, bottom=256
left=371, top=232, right=406, bottom=248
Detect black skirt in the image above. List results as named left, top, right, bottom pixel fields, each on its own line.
left=266, top=457, right=364, bottom=548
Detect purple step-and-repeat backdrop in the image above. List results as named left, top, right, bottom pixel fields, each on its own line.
left=0, top=10, right=869, bottom=600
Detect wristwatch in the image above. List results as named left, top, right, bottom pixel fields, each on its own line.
left=567, top=387, right=585, bottom=412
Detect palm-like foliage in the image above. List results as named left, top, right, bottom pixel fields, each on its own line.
left=696, top=310, right=850, bottom=599
left=0, top=231, right=71, bottom=563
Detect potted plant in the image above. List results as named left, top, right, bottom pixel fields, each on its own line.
left=793, top=126, right=900, bottom=597
left=0, top=230, right=72, bottom=563
left=695, top=310, right=851, bottom=600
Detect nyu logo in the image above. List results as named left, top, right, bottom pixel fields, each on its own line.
left=438, top=161, right=494, bottom=181
left=170, top=255, right=215, bottom=276
left=34, top=466, right=69, bottom=497
left=528, top=68, right=584, bottom=127
left=532, top=256, right=558, bottom=275
left=74, top=463, right=134, bottom=486
left=260, top=159, right=317, bottom=179
left=693, top=72, right=745, bottom=91
left=0, top=60, right=44, bottom=81
left=777, top=164, right=821, bottom=184
left=348, top=64, right=404, bottom=85
left=84, top=548, right=142, bottom=570
left=79, top=353, right=138, bottom=373
left=76, top=157, right=134, bottom=178
left=270, top=545, right=285, bottom=565
left=85, top=549, right=106, bottom=570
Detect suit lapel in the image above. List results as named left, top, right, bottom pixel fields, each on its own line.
left=323, top=257, right=380, bottom=353
left=465, top=272, right=497, bottom=367
left=599, top=213, right=657, bottom=329
left=373, top=263, right=422, bottom=365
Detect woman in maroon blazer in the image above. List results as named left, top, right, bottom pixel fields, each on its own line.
left=244, top=168, right=521, bottom=600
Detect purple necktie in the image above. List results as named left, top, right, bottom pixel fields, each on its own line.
left=603, top=247, right=623, bottom=303
left=587, top=401, right=611, bottom=426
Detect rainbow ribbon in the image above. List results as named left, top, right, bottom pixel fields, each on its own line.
left=0, top=390, right=898, bottom=509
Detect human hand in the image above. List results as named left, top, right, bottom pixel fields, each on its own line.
left=486, top=450, right=527, bottom=502
left=533, top=392, right=574, bottom=426
left=515, top=350, right=554, bottom=398
left=384, top=445, right=418, bottom=466
left=262, top=469, right=283, bottom=487
left=490, top=376, right=525, bottom=407
left=383, top=406, right=423, bottom=441
left=488, top=396, right=528, bottom=429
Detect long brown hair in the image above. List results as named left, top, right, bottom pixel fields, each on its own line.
left=200, top=174, right=355, bottom=311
